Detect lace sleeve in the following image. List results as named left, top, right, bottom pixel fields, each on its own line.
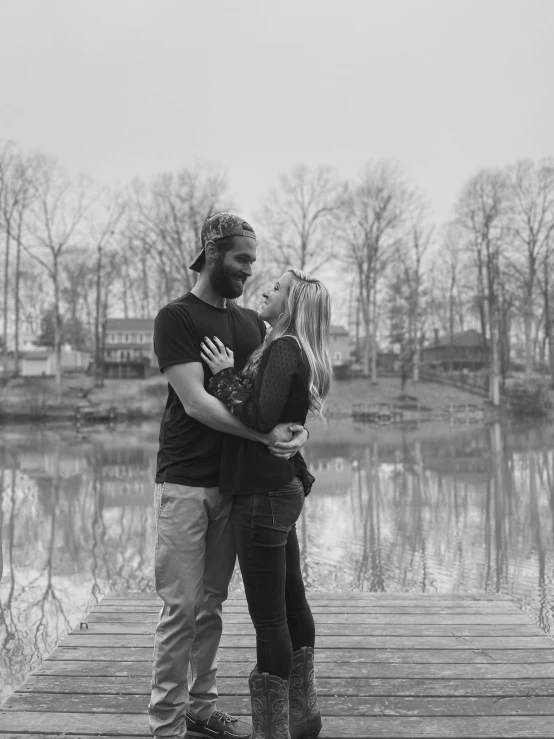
left=208, top=367, right=253, bottom=413
left=208, top=338, right=303, bottom=433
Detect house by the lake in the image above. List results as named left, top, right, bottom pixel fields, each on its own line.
left=103, top=318, right=155, bottom=379
left=20, top=348, right=91, bottom=377
left=20, top=350, right=55, bottom=377
left=101, top=319, right=353, bottom=379
left=422, top=329, right=488, bottom=372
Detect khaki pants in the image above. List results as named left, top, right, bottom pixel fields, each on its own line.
left=148, top=482, right=236, bottom=738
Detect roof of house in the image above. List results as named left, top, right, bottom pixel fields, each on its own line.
left=330, top=324, right=348, bottom=336
left=106, top=318, right=155, bottom=331
left=22, top=351, right=51, bottom=360
left=433, top=329, right=486, bottom=348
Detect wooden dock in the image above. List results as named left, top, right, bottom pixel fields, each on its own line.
left=2, top=592, right=554, bottom=737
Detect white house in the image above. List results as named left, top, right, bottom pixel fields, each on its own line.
left=20, top=347, right=91, bottom=377
left=20, top=350, right=56, bottom=377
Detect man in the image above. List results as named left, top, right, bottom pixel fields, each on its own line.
left=149, top=212, right=308, bottom=739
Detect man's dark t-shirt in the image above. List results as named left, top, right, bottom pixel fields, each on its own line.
left=154, top=292, right=266, bottom=488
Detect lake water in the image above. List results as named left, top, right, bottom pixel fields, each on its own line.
left=1, top=418, right=554, bottom=696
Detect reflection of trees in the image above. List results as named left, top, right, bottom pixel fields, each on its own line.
left=539, top=428, right=554, bottom=632
left=482, top=423, right=554, bottom=634
left=0, top=452, right=29, bottom=691
left=529, top=428, right=552, bottom=632
left=298, top=502, right=311, bottom=588
left=300, top=422, right=554, bottom=634
left=483, top=423, right=508, bottom=593
left=2, top=439, right=76, bottom=691
left=411, top=441, right=434, bottom=592
left=0, top=452, right=3, bottom=582
left=4, top=419, right=554, bottom=694
left=0, top=425, right=157, bottom=695
left=353, top=443, right=385, bottom=591
left=30, top=451, right=73, bottom=661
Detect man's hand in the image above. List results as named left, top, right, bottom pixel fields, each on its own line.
left=268, top=424, right=308, bottom=459
left=266, top=422, right=294, bottom=448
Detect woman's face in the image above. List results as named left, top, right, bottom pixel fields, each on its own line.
left=259, top=272, right=293, bottom=325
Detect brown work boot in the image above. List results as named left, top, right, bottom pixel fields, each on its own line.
left=248, top=667, right=290, bottom=739
left=288, top=648, right=322, bottom=739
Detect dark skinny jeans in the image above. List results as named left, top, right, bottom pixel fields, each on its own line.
left=231, top=477, right=316, bottom=679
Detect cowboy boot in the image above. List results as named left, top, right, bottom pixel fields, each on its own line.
left=249, top=667, right=290, bottom=739
left=288, top=647, right=322, bottom=739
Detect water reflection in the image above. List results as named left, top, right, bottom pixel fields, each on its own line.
left=2, top=419, right=554, bottom=695
left=299, top=422, right=554, bottom=631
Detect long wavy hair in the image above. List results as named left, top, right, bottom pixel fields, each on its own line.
left=242, top=269, right=332, bottom=416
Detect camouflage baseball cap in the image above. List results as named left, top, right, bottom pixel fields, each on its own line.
left=189, top=212, right=257, bottom=272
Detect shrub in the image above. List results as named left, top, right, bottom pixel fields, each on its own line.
left=507, top=382, right=552, bottom=417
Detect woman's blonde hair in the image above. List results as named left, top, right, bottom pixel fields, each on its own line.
left=243, top=268, right=332, bottom=416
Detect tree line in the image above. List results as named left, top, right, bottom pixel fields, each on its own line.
left=1, top=139, right=554, bottom=403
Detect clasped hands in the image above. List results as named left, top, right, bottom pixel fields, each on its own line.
left=200, top=336, right=307, bottom=460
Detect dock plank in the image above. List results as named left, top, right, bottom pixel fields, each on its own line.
left=60, top=633, right=554, bottom=649
left=103, top=592, right=513, bottom=601
left=3, top=592, right=554, bottom=738
left=34, top=660, right=554, bottom=678
left=17, top=674, right=554, bottom=697
left=74, top=622, right=543, bottom=636
left=86, top=611, right=533, bottom=624
left=49, top=639, right=554, bottom=664
left=3, top=712, right=554, bottom=737
left=90, top=604, right=503, bottom=620
left=5, top=692, right=554, bottom=716
left=110, top=591, right=511, bottom=598
left=48, top=645, right=554, bottom=663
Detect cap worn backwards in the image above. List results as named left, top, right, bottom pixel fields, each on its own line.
left=189, top=212, right=257, bottom=272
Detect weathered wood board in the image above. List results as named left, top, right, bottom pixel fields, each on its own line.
left=2, top=592, right=554, bottom=738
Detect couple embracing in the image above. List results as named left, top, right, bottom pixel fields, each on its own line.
left=148, top=212, right=331, bottom=739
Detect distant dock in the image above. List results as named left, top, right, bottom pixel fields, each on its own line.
left=352, top=401, right=486, bottom=425
left=2, top=592, right=554, bottom=737
left=75, top=402, right=117, bottom=427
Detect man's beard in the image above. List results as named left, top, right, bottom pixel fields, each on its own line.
left=210, top=259, right=246, bottom=299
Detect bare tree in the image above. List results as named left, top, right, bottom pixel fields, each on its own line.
left=258, top=164, right=345, bottom=274
left=441, top=224, right=471, bottom=339
left=456, top=168, right=510, bottom=406
left=23, top=156, right=97, bottom=397
left=506, top=159, right=554, bottom=380
left=129, top=164, right=231, bottom=303
left=392, top=202, right=433, bottom=382
left=11, top=157, right=37, bottom=375
left=537, top=228, right=554, bottom=387
left=0, top=142, right=18, bottom=374
left=0, top=142, right=35, bottom=376
left=87, top=190, right=126, bottom=387
left=340, top=161, right=413, bottom=380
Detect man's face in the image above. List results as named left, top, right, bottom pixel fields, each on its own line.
left=209, top=236, right=257, bottom=299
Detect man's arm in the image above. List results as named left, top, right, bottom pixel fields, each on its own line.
left=165, top=362, right=293, bottom=445
left=201, top=337, right=309, bottom=460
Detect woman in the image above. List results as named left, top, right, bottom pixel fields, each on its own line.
left=200, top=268, right=331, bottom=739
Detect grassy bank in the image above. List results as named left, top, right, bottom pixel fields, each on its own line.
left=323, top=376, right=489, bottom=416
left=0, top=373, right=490, bottom=423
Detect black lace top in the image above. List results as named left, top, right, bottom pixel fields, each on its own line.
left=208, top=336, right=315, bottom=496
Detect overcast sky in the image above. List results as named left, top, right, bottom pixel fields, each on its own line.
left=0, top=0, right=552, bottom=228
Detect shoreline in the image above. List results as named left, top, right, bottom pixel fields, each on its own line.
left=0, top=374, right=547, bottom=425
left=0, top=402, right=509, bottom=426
